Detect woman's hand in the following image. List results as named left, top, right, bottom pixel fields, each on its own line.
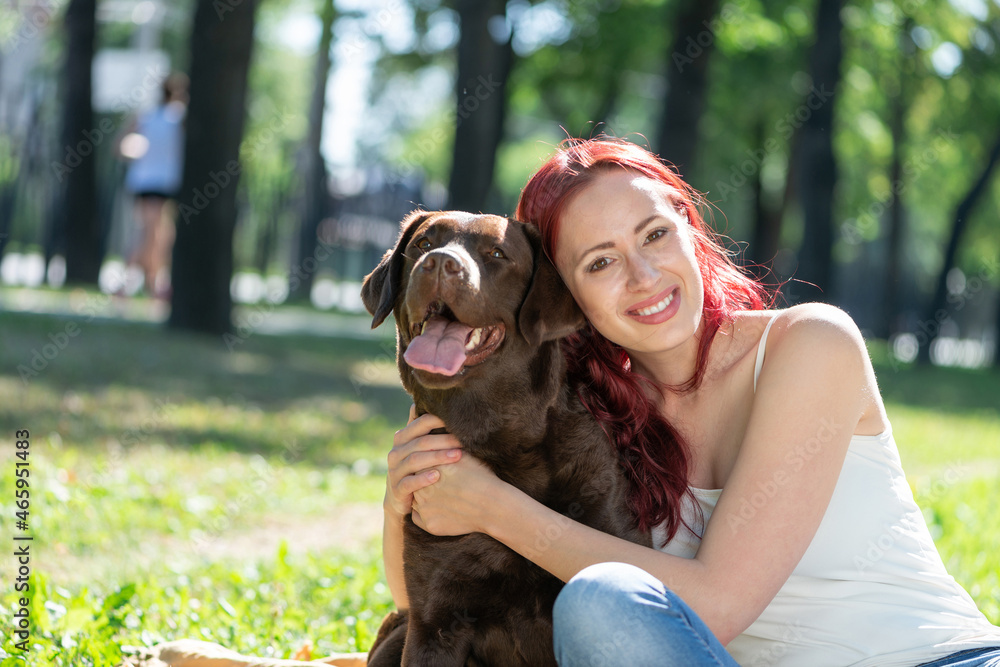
left=411, top=450, right=504, bottom=537
left=385, top=404, right=463, bottom=519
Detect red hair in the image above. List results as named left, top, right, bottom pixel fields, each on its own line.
left=516, top=137, right=772, bottom=540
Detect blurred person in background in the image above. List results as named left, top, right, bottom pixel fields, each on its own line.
left=117, top=72, right=188, bottom=300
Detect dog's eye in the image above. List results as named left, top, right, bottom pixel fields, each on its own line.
left=489, top=248, right=506, bottom=259
left=415, top=238, right=432, bottom=251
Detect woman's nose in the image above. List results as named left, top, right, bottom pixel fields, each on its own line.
left=626, top=257, right=658, bottom=291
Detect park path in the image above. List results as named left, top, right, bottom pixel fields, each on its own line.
left=0, top=286, right=391, bottom=341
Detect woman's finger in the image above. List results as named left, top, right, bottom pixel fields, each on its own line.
left=397, top=412, right=447, bottom=441
left=395, top=447, right=462, bottom=477
left=396, top=468, right=441, bottom=498
left=392, top=415, right=457, bottom=453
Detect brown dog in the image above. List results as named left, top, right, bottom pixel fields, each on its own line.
left=360, top=210, right=650, bottom=667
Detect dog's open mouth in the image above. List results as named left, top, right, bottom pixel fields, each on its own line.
left=404, top=301, right=505, bottom=377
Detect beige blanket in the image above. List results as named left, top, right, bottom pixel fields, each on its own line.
left=118, top=639, right=367, bottom=667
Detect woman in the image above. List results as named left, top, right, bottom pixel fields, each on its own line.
left=118, top=73, right=187, bottom=299
left=382, top=138, right=1000, bottom=666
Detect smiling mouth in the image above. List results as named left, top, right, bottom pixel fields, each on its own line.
left=629, top=287, right=678, bottom=316
left=404, top=300, right=505, bottom=376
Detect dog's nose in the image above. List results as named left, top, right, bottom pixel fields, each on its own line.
left=419, top=249, right=467, bottom=280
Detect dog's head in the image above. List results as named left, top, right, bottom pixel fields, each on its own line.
left=361, top=210, right=585, bottom=390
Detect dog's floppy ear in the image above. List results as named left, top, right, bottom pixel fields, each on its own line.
left=361, top=210, right=432, bottom=328
left=517, top=222, right=586, bottom=347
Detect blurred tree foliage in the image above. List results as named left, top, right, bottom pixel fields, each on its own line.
left=361, top=0, right=999, bottom=350
left=2, top=0, right=997, bottom=354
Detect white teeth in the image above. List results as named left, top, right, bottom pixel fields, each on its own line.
left=421, top=320, right=428, bottom=335
left=465, top=328, right=483, bottom=351
left=636, top=290, right=676, bottom=316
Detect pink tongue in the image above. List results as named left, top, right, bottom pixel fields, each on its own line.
left=404, top=315, right=474, bottom=376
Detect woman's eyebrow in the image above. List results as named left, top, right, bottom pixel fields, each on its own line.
left=575, top=215, right=660, bottom=266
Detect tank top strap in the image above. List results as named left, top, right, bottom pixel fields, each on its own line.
left=753, top=312, right=781, bottom=394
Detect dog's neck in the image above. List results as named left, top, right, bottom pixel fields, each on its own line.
left=407, top=340, right=567, bottom=461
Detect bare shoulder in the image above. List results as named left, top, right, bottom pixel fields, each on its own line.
left=766, top=303, right=868, bottom=362
left=761, top=304, right=887, bottom=434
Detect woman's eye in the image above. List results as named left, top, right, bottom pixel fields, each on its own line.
left=416, top=238, right=432, bottom=250
left=490, top=248, right=506, bottom=259
left=645, top=228, right=667, bottom=243
left=587, top=257, right=610, bottom=273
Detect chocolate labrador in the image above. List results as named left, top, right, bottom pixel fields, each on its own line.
left=360, top=210, right=651, bottom=667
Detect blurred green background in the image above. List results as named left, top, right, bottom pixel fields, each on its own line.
left=0, top=0, right=998, bottom=664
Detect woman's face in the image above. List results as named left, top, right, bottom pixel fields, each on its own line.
left=552, top=169, right=705, bottom=357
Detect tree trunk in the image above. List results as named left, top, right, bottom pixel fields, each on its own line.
left=749, top=120, right=784, bottom=276
left=881, top=19, right=915, bottom=339
left=288, top=0, right=336, bottom=302
left=255, top=177, right=285, bottom=277
left=169, top=0, right=258, bottom=335
left=60, top=0, right=102, bottom=285
left=793, top=0, right=843, bottom=305
left=654, top=0, right=720, bottom=179
left=447, top=0, right=512, bottom=213
left=917, top=129, right=1000, bottom=364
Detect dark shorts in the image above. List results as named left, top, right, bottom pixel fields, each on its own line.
left=134, top=190, right=177, bottom=200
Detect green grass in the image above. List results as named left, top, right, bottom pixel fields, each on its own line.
left=0, top=308, right=998, bottom=665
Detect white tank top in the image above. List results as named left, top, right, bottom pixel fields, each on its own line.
left=653, top=312, right=1000, bottom=667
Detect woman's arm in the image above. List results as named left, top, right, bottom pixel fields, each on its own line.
left=414, top=303, right=873, bottom=644
left=382, top=505, right=409, bottom=610
left=382, top=406, right=464, bottom=610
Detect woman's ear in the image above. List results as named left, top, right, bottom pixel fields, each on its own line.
left=517, top=223, right=586, bottom=347
left=361, top=210, right=431, bottom=328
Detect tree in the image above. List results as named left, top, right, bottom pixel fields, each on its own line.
left=655, top=0, right=720, bottom=178
left=169, top=0, right=258, bottom=335
left=288, top=0, right=336, bottom=302
left=792, top=0, right=843, bottom=305
left=60, top=0, right=102, bottom=285
left=749, top=119, right=795, bottom=280
left=879, top=19, right=916, bottom=339
left=447, top=0, right=513, bottom=212
left=917, top=128, right=1000, bottom=364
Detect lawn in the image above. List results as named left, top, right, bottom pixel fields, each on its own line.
left=0, top=302, right=998, bottom=665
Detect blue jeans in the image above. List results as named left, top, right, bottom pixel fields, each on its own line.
left=553, top=562, right=738, bottom=666
left=552, top=562, right=1000, bottom=667
left=916, top=648, right=1000, bottom=666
